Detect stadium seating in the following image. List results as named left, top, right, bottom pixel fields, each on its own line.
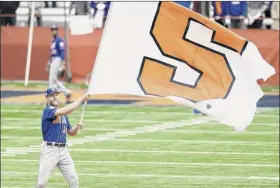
left=210, top=1, right=275, bottom=29
left=15, top=1, right=74, bottom=27
left=12, top=1, right=279, bottom=30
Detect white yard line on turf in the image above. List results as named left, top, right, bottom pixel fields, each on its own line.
left=162, top=130, right=279, bottom=134
left=1, top=171, right=279, bottom=181
left=1, top=137, right=278, bottom=145
left=1, top=135, right=278, bottom=145
left=1, top=118, right=278, bottom=126
left=2, top=109, right=276, bottom=157
left=2, top=159, right=279, bottom=168
left=1, top=109, right=278, bottom=116
left=104, top=138, right=279, bottom=145
left=1, top=118, right=164, bottom=123
left=1, top=186, right=66, bottom=188
left=1, top=109, right=197, bottom=115
left=1, top=117, right=212, bottom=156
left=1, top=127, right=279, bottom=134
left=2, top=148, right=278, bottom=156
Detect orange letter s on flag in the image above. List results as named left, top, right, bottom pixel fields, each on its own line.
left=137, top=2, right=248, bottom=102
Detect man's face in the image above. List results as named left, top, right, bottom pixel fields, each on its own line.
left=47, top=93, right=60, bottom=107
left=51, top=29, right=58, bottom=36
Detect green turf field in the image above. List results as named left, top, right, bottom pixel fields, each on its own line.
left=1, top=82, right=279, bottom=93
left=1, top=104, right=279, bottom=188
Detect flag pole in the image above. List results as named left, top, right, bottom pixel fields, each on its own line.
left=79, top=100, right=88, bottom=124
left=77, top=2, right=113, bottom=125
left=77, top=100, right=87, bottom=134
left=24, top=2, right=35, bottom=86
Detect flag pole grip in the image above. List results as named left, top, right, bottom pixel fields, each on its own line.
left=80, top=100, right=88, bottom=124
left=77, top=100, right=88, bottom=135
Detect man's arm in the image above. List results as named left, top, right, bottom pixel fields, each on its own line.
left=55, top=94, right=90, bottom=116
left=68, top=122, right=83, bottom=136
left=59, top=40, right=66, bottom=69
left=45, top=60, right=51, bottom=72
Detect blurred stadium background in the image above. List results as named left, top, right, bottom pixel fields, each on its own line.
left=1, top=1, right=279, bottom=188
left=0, top=1, right=279, bottom=85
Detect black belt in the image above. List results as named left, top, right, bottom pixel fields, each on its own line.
left=46, top=142, right=66, bottom=147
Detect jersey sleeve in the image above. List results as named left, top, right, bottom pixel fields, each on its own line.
left=59, top=41, right=65, bottom=50
left=66, top=116, right=72, bottom=131
left=43, top=106, right=57, bottom=120
left=58, top=40, right=65, bottom=60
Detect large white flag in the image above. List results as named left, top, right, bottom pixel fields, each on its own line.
left=88, top=2, right=275, bottom=131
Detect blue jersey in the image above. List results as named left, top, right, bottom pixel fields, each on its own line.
left=212, top=1, right=230, bottom=17
left=228, top=1, right=247, bottom=17
left=51, top=36, right=65, bottom=60
left=41, top=105, right=72, bottom=143
left=90, top=1, right=111, bottom=17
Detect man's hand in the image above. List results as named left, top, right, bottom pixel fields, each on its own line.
left=45, top=61, right=50, bottom=72
left=58, top=67, right=65, bottom=78
left=57, top=60, right=66, bottom=78
left=60, top=60, right=66, bottom=71
left=68, top=122, right=84, bottom=136
left=77, top=122, right=84, bottom=130
left=82, top=94, right=90, bottom=103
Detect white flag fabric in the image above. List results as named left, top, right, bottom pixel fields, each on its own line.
left=88, top=2, right=275, bottom=131
left=69, top=15, right=93, bottom=35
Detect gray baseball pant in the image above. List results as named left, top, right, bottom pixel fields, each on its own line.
left=49, top=57, right=71, bottom=96
left=36, top=142, right=79, bottom=188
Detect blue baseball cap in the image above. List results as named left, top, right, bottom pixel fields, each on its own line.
left=45, top=88, right=60, bottom=97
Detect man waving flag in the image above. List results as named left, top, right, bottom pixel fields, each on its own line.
left=87, top=2, right=275, bottom=131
